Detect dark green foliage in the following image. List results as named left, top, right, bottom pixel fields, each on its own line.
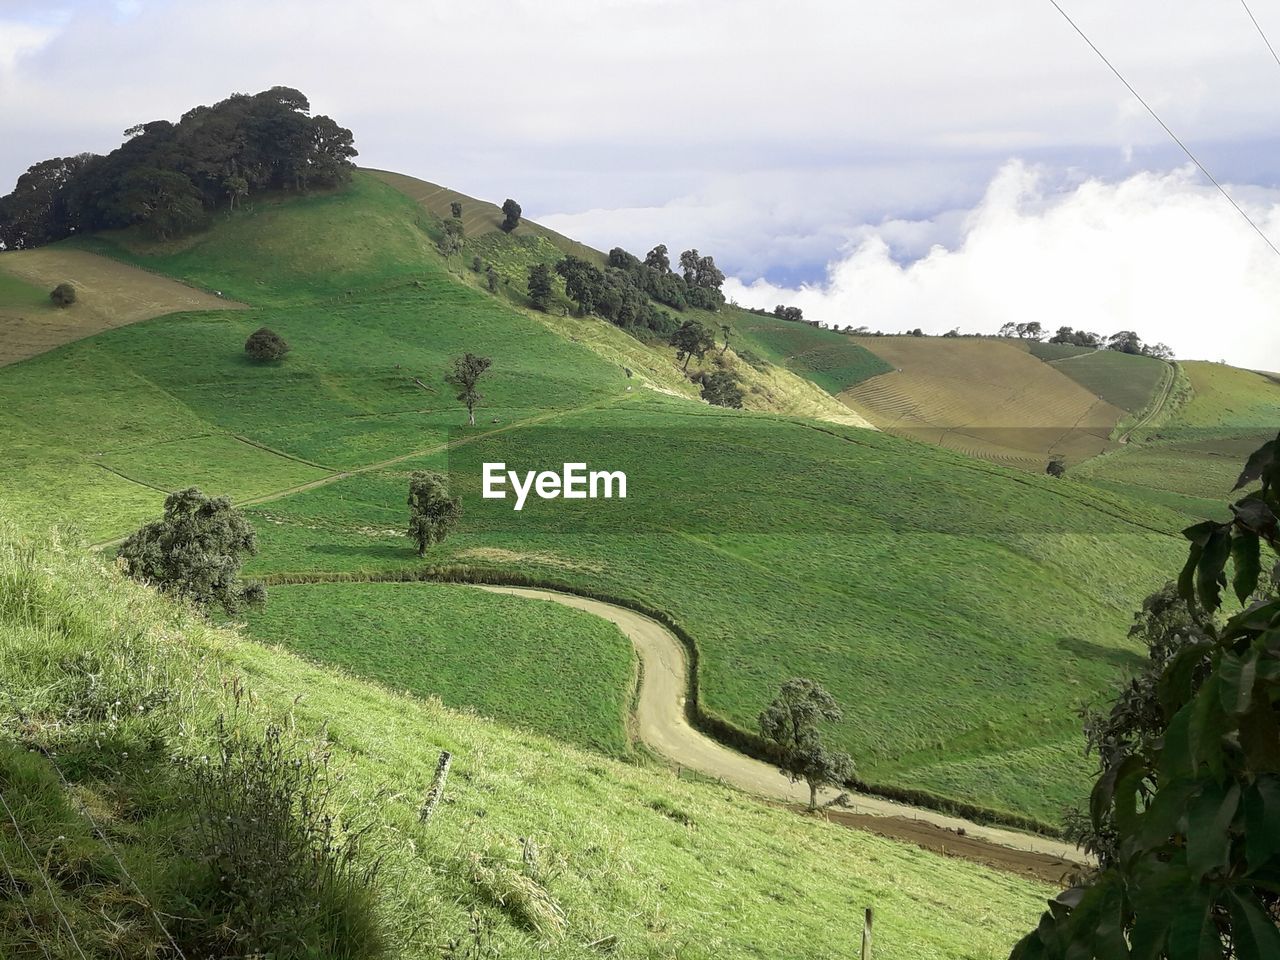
left=49, top=282, right=76, bottom=307
left=117, top=487, right=265, bottom=614
left=485, top=264, right=499, bottom=293
left=554, top=253, right=680, bottom=336
left=772, top=304, right=803, bottom=322
left=471, top=255, right=483, bottom=273
left=444, top=353, right=492, bottom=427
left=450, top=200, right=463, bottom=218
left=407, top=470, right=462, bottom=554
left=1046, top=456, right=1066, bottom=478
left=1013, top=432, right=1280, bottom=959
left=500, top=198, right=521, bottom=233
left=670, top=319, right=715, bottom=371
left=244, top=326, right=290, bottom=362
left=644, top=244, right=671, bottom=273
left=700, top=369, right=744, bottom=408
left=183, top=716, right=384, bottom=959
left=527, top=263, right=553, bottom=311
left=1049, top=326, right=1102, bottom=348
left=0, top=86, right=356, bottom=248
left=759, top=678, right=855, bottom=812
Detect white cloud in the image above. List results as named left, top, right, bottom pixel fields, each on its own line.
left=724, top=162, right=1280, bottom=370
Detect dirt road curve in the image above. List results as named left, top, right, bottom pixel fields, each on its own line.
left=475, top=585, right=1087, bottom=882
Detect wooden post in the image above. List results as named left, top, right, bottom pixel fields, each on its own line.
left=861, top=906, right=873, bottom=960
left=419, top=750, right=452, bottom=823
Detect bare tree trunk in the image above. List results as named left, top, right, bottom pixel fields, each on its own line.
left=467, top=405, right=476, bottom=426
left=808, top=782, right=818, bottom=812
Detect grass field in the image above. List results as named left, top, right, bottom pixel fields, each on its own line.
left=0, top=174, right=1200, bottom=826
left=843, top=337, right=1125, bottom=467
left=0, top=246, right=243, bottom=365
left=236, top=395, right=1188, bottom=824
left=243, top=581, right=635, bottom=755
left=1074, top=360, right=1280, bottom=509
left=1, top=524, right=1053, bottom=959
left=725, top=309, right=893, bottom=393
left=1036, top=349, right=1169, bottom=415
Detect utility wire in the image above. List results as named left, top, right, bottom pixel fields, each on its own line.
left=1241, top=0, right=1280, bottom=71
left=0, top=829, right=55, bottom=960
left=1046, top=0, right=1280, bottom=259
left=0, top=788, right=88, bottom=960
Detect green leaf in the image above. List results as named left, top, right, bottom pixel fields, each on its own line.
left=1226, top=890, right=1280, bottom=960
left=1218, top=648, right=1259, bottom=716
left=1243, top=775, right=1280, bottom=873
left=1196, top=527, right=1232, bottom=613
left=1166, top=889, right=1221, bottom=960
left=1233, top=438, right=1276, bottom=491
left=1239, top=699, right=1280, bottom=773
left=1186, top=781, right=1239, bottom=881
left=1188, top=674, right=1228, bottom=778
left=1231, top=532, right=1262, bottom=605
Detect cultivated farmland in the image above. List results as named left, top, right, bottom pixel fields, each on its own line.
left=843, top=336, right=1126, bottom=467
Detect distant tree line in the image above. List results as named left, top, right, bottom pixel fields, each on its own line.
left=0, top=86, right=356, bottom=248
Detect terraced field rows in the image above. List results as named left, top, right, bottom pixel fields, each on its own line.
left=843, top=337, right=1123, bottom=467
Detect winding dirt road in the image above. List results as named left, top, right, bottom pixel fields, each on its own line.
left=474, top=585, right=1088, bottom=881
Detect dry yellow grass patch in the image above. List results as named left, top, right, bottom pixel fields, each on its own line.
left=0, top=247, right=245, bottom=366
left=842, top=336, right=1123, bottom=466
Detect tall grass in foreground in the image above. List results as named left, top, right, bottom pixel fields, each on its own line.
left=0, top=526, right=386, bottom=959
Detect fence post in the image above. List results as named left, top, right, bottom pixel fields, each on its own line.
left=861, top=906, right=873, bottom=960
left=419, top=750, right=452, bottom=823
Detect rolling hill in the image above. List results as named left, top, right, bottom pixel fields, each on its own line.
left=840, top=336, right=1127, bottom=468
left=0, top=171, right=1199, bottom=829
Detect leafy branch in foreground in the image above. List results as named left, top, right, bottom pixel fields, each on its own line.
left=1013, top=432, right=1280, bottom=959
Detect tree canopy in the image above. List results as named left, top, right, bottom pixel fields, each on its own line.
left=670, top=319, right=716, bottom=371
left=117, top=487, right=265, bottom=615
left=407, top=470, right=462, bottom=555
left=0, top=86, right=356, bottom=247
left=244, top=327, right=290, bottom=362
left=758, top=678, right=855, bottom=812
left=500, top=198, right=522, bottom=233
left=444, top=353, right=492, bottom=426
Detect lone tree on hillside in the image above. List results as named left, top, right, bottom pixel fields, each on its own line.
left=500, top=198, right=521, bottom=233
left=445, top=352, right=492, bottom=426
left=439, top=217, right=464, bottom=256
left=407, top=470, right=462, bottom=555
left=450, top=200, right=462, bottom=218
left=719, top=323, right=731, bottom=355
left=118, top=487, right=265, bottom=614
left=1046, top=455, right=1066, bottom=478
left=486, top=264, right=499, bottom=293
left=49, top=282, right=76, bottom=307
left=670, top=319, right=715, bottom=372
left=700, top=369, right=744, bottom=408
left=759, top=678, right=855, bottom=812
left=527, top=262, right=553, bottom=311
left=244, top=326, right=290, bottom=362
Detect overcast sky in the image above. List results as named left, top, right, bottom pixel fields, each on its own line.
left=1, top=0, right=1278, bottom=367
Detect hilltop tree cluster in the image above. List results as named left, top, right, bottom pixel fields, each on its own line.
left=0, top=86, right=356, bottom=247
left=606, top=244, right=726, bottom=313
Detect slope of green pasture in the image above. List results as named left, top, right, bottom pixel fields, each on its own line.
left=1, top=524, right=1052, bottom=960
left=727, top=308, right=892, bottom=393
left=242, top=395, right=1187, bottom=824
left=1074, top=361, right=1280, bottom=511
left=1027, top=342, right=1094, bottom=361
left=1040, top=350, right=1168, bottom=414
left=0, top=199, right=630, bottom=539
left=70, top=173, right=444, bottom=306
left=0, top=269, right=50, bottom=310
left=244, top=581, right=634, bottom=755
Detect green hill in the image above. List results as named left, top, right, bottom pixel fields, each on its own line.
left=0, top=523, right=1053, bottom=959
left=0, top=171, right=1201, bottom=829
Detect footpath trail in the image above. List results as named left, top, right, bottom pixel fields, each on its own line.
left=474, top=585, right=1088, bottom=883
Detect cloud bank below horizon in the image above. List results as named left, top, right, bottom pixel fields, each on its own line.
left=724, top=162, right=1280, bottom=371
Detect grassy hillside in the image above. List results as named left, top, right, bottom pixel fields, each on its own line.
left=0, top=173, right=1195, bottom=826
left=0, top=524, right=1051, bottom=959
left=243, top=581, right=636, bottom=755
left=0, top=246, right=243, bottom=365
left=1075, top=360, right=1280, bottom=512
left=724, top=308, right=892, bottom=393
left=238, top=394, right=1187, bottom=824
left=1034, top=349, right=1170, bottom=416
left=843, top=337, right=1125, bottom=467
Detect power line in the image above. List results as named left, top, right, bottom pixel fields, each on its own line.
left=1241, top=0, right=1280, bottom=71
left=1046, top=0, right=1280, bottom=260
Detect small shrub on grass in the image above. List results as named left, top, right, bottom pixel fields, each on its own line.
left=244, top=326, right=290, bottom=362
left=180, top=714, right=384, bottom=960
left=49, top=282, right=77, bottom=307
